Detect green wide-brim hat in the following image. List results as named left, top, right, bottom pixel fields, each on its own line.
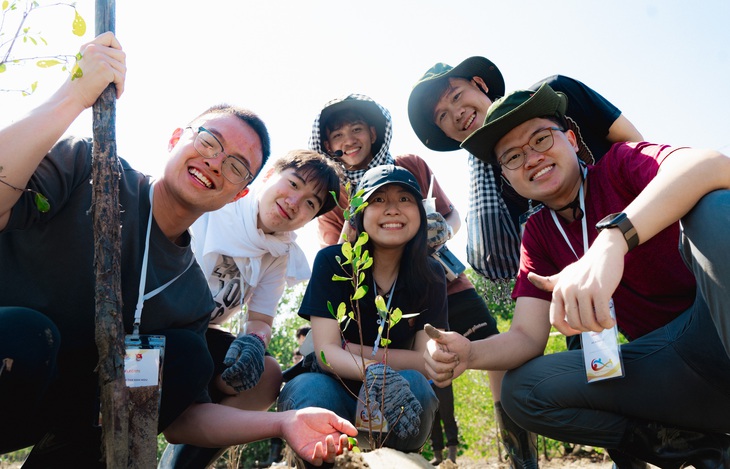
left=460, top=83, right=568, bottom=165
left=408, top=56, right=505, bottom=152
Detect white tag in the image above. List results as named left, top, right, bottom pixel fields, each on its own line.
left=354, top=384, right=388, bottom=433
left=581, top=298, right=624, bottom=383
left=124, top=335, right=165, bottom=388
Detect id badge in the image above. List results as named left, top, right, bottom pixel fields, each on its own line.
left=581, top=298, right=624, bottom=383
left=124, top=335, right=165, bottom=388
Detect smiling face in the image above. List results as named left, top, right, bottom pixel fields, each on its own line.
left=324, top=120, right=377, bottom=170
left=362, top=184, right=422, bottom=249
left=257, top=168, right=326, bottom=234
left=163, top=113, right=264, bottom=214
left=496, top=118, right=582, bottom=208
left=432, top=77, right=493, bottom=144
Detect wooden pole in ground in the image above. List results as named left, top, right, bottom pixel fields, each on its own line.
left=90, top=1, right=130, bottom=466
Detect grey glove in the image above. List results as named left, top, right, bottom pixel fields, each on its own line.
left=426, top=212, right=450, bottom=248
left=221, top=333, right=266, bottom=392
left=364, top=363, right=422, bottom=439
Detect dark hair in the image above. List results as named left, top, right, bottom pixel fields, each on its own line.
left=272, top=149, right=343, bottom=217
left=351, top=185, right=442, bottom=311
left=323, top=109, right=369, bottom=136
left=191, top=104, right=272, bottom=182
left=296, top=326, right=311, bottom=339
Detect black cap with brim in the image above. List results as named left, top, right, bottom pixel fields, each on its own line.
left=356, top=165, right=422, bottom=203
left=319, top=98, right=386, bottom=154
left=460, top=83, right=568, bottom=165
left=408, top=56, right=505, bottom=152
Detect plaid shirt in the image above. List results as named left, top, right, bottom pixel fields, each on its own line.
left=466, top=155, right=521, bottom=280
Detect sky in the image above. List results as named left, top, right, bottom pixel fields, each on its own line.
left=2, top=0, right=729, bottom=267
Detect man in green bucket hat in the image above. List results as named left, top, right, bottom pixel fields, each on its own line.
left=425, top=83, right=730, bottom=469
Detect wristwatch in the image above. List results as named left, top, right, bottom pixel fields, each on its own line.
left=595, top=212, right=639, bottom=252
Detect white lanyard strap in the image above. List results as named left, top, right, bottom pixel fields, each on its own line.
left=132, top=183, right=194, bottom=336
left=550, top=167, right=589, bottom=260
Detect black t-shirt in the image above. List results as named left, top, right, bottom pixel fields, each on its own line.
left=1, top=137, right=214, bottom=396
left=300, top=245, right=449, bottom=348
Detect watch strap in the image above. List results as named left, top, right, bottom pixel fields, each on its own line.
left=596, top=212, right=639, bottom=252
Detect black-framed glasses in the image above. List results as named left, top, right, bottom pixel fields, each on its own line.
left=498, top=127, right=564, bottom=170
left=187, top=126, right=254, bottom=185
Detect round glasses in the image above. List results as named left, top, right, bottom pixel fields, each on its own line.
left=187, top=126, right=254, bottom=185
left=498, top=127, right=563, bottom=170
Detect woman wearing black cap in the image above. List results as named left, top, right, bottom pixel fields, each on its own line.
left=278, top=165, right=448, bottom=467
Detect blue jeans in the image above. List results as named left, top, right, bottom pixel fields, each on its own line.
left=278, top=369, right=438, bottom=452
left=501, top=190, right=730, bottom=447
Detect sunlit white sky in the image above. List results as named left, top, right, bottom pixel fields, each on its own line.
left=2, top=0, right=729, bottom=266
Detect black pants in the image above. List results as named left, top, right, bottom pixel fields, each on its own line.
left=0, top=307, right=213, bottom=462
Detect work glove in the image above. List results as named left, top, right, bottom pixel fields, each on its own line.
left=363, top=363, right=422, bottom=439
left=221, top=333, right=266, bottom=392
left=426, top=212, right=450, bottom=248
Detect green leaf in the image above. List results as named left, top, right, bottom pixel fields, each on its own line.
left=0, top=63, right=6, bottom=73
left=36, top=59, right=62, bottom=68
left=71, top=63, right=83, bottom=80
left=331, top=274, right=350, bottom=282
left=348, top=437, right=359, bottom=447
left=390, top=307, right=402, bottom=326
left=374, top=295, right=386, bottom=312
left=337, top=302, right=346, bottom=321
left=341, top=242, right=352, bottom=259
left=34, top=192, right=50, bottom=213
left=72, top=10, right=86, bottom=36
left=380, top=337, right=391, bottom=347
left=320, top=351, right=328, bottom=365
left=2, top=1, right=8, bottom=11
left=327, top=300, right=334, bottom=316
left=352, top=285, right=367, bottom=301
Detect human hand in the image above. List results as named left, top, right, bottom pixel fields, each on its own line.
left=281, top=407, right=357, bottom=465
left=426, top=212, right=450, bottom=248
left=423, top=324, right=469, bottom=386
left=363, top=363, right=422, bottom=439
left=528, top=230, right=625, bottom=335
left=221, top=334, right=266, bottom=392
left=69, top=32, right=126, bottom=108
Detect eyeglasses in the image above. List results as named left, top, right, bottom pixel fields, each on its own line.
left=187, top=126, right=254, bottom=185
left=497, top=127, right=564, bottom=170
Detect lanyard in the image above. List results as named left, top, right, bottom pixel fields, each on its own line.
left=549, top=167, right=588, bottom=260
left=371, top=274, right=397, bottom=357
left=132, top=183, right=194, bottom=337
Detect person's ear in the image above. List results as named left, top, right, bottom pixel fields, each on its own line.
left=369, top=125, right=377, bottom=145
left=564, top=128, right=579, bottom=152
left=472, top=76, right=489, bottom=95
left=323, top=139, right=332, bottom=153
left=168, top=127, right=185, bottom=152
left=261, top=166, right=276, bottom=183
left=232, top=187, right=250, bottom=202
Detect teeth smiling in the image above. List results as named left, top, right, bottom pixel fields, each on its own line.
left=189, top=168, right=212, bottom=188
left=382, top=223, right=403, bottom=229
left=463, top=114, right=475, bottom=131
left=531, top=165, right=554, bottom=181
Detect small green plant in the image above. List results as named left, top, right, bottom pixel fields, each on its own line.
left=318, top=183, right=418, bottom=450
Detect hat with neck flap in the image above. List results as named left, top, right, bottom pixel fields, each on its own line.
left=408, top=56, right=505, bottom=152
left=461, top=83, right=568, bottom=166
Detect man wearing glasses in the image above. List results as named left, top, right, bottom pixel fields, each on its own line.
left=424, top=83, right=730, bottom=468
left=0, top=33, right=355, bottom=467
